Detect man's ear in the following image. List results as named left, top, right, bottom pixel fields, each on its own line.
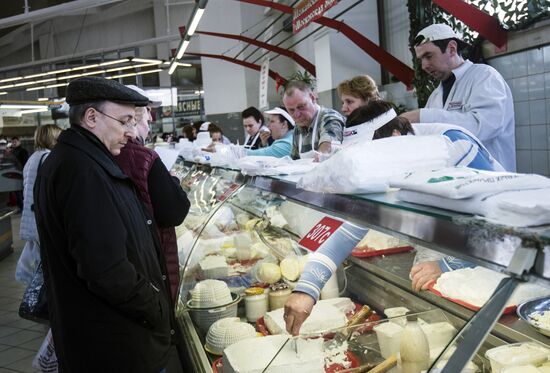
left=447, top=40, right=458, bottom=56
left=83, top=107, right=97, bottom=129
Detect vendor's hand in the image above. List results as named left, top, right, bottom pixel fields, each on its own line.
left=260, top=131, right=271, bottom=146
left=202, top=143, right=216, bottom=153
left=284, top=292, right=315, bottom=336
left=410, top=261, right=442, bottom=292
left=400, top=109, right=420, bottom=123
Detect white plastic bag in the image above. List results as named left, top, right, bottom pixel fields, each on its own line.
left=15, top=241, right=41, bottom=285
left=297, top=135, right=451, bottom=194
left=390, top=167, right=550, bottom=199
left=32, top=329, right=58, bottom=373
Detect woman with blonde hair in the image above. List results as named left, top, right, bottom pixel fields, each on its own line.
left=337, top=75, right=379, bottom=116
left=16, top=124, right=63, bottom=284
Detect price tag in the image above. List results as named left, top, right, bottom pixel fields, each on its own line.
left=299, top=217, right=344, bottom=251
left=217, top=183, right=241, bottom=201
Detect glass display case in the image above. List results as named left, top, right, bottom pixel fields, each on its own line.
left=175, top=163, right=550, bottom=373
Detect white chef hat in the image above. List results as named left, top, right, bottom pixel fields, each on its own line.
left=264, top=107, right=295, bottom=128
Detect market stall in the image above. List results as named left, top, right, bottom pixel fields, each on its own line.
left=175, top=161, right=550, bottom=373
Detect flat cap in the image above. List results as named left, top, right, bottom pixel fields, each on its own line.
left=66, top=77, right=149, bottom=106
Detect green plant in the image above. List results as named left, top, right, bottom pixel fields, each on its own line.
left=281, top=70, right=316, bottom=92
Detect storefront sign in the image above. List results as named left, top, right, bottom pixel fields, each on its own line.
left=174, top=98, right=202, bottom=117
left=259, top=57, right=270, bottom=110
left=299, top=216, right=344, bottom=251
left=292, top=0, right=337, bottom=34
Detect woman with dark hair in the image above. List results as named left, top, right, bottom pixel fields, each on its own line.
left=182, top=124, right=196, bottom=141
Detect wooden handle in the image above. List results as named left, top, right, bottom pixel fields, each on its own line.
left=365, top=354, right=398, bottom=373
left=350, top=362, right=376, bottom=373
left=347, top=305, right=372, bottom=328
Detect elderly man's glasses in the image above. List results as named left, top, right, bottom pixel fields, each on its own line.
left=95, top=108, right=137, bottom=129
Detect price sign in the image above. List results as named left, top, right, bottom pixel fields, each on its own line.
left=217, top=183, right=241, bottom=201
left=299, top=217, right=344, bottom=251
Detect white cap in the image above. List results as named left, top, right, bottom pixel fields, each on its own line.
left=126, top=85, right=162, bottom=108
left=415, top=23, right=462, bottom=46
left=264, top=107, right=295, bottom=128
left=199, top=121, right=211, bottom=132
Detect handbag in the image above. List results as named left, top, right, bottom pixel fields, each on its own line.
left=19, top=152, right=50, bottom=324
left=18, top=261, right=49, bottom=323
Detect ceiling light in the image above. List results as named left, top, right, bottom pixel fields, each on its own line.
left=38, top=98, right=49, bottom=101
left=0, top=92, right=7, bottom=96
left=20, top=108, right=49, bottom=115
left=108, top=69, right=162, bottom=79
left=0, top=77, right=23, bottom=83
left=26, top=86, right=44, bottom=91
left=0, top=84, right=14, bottom=90
left=57, top=73, right=84, bottom=80
left=176, top=39, right=190, bottom=60
left=99, top=58, right=131, bottom=66
left=105, top=62, right=157, bottom=73
left=132, top=58, right=163, bottom=64
left=187, top=8, right=205, bottom=36
left=46, top=83, right=69, bottom=88
left=0, top=104, right=48, bottom=109
left=79, top=70, right=106, bottom=76
left=168, top=63, right=178, bottom=75
left=71, top=64, right=99, bottom=71
left=163, top=61, right=192, bottom=67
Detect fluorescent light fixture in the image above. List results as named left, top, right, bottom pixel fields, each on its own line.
left=26, top=86, right=44, bottom=91
left=79, top=70, right=106, bottom=76
left=108, top=68, right=162, bottom=79
left=20, top=108, right=49, bottom=115
left=0, top=104, right=48, bottom=109
left=187, top=8, right=205, bottom=36
left=0, top=84, right=14, bottom=90
left=105, top=62, right=157, bottom=73
left=163, top=61, right=192, bottom=67
left=99, top=58, right=131, bottom=66
left=57, top=73, right=84, bottom=80
left=38, top=98, right=49, bottom=101
left=176, top=39, right=190, bottom=59
left=132, top=58, right=163, bottom=64
left=194, top=90, right=204, bottom=95
left=0, top=92, right=8, bottom=95
left=168, top=62, right=178, bottom=75
left=46, top=83, right=69, bottom=88
left=71, top=64, right=99, bottom=71
left=0, top=77, right=23, bottom=83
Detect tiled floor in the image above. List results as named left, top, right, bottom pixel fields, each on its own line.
left=0, top=214, right=48, bottom=373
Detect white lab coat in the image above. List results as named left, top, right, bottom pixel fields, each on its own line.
left=420, top=60, right=516, bottom=172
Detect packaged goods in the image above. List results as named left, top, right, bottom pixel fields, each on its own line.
left=373, top=321, right=403, bottom=358
left=257, top=263, right=281, bottom=284
left=268, top=283, right=291, bottom=311
left=222, top=335, right=324, bottom=373
left=356, top=230, right=402, bottom=250
left=485, top=342, right=550, bottom=372
left=399, top=322, right=430, bottom=373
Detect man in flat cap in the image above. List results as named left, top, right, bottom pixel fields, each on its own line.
left=34, top=77, right=178, bottom=373
left=401, top=23, right=516, bottom=172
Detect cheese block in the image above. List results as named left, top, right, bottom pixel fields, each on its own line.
left=264, top=298, right=354, bottom=335
left=223, top=335, right=324, bottom=373
left=198, top=255, right=228, bottom=279
left=357, top=230, right=402, bottom=250
left=373, top=321, right=403, bottom=359
left=420, top=322, right=456, bottom=350
left=501, top=366, right=540, bottom=373
left=486, top=342, right=550, bottom=372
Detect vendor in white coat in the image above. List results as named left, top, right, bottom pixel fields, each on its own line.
left=401, top=23, right=516, bottom=172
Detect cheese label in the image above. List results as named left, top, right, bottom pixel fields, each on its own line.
left=299, top=217, right=344, bottom=251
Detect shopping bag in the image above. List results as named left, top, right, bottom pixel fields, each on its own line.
left=32, top=329, right=58, bottom=373
left=18, top=262, right=49, bottom=323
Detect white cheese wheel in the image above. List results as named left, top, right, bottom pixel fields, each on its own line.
left=257, top=263, right=281, bottom=284
left=280, top=257, right=300, bottom=281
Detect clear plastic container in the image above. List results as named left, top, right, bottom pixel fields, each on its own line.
left=485, top=342, right=550, bottom=372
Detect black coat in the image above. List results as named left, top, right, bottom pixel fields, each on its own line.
left=34, top=126, right=176, bottom=373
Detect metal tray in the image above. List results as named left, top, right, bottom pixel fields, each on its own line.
left=517, top=296, right=550, bottom=337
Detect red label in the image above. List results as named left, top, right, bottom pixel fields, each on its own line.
left=217, top=183, right=240, bottom=201
left=299, top=217, right=343, bottom=251
left=292, top=0, right=337, bottom=34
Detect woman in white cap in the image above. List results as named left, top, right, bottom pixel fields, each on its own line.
left=245, top=106, right=295, bottom=158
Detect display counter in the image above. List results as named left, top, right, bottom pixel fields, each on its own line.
left=174, top=161, right=550, bottom=373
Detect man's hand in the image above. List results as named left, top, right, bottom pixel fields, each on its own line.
left=260, top=131, right=271, bottom=146
left=317, top=142, right=332, bottom=154
left=202, top=143, right=216, bottom=153
left=410, top=261, right=442, bottom=292
left=283, top=292, right=315, bottom=336
left=400, top=109, right=421, bottom=123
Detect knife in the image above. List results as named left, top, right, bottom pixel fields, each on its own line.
left=261, top=337, right=291, bottom=373
left=324, top=305, right=372, bottom=350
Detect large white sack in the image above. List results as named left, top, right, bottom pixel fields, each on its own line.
left=297, top=135, right=451, bottom=194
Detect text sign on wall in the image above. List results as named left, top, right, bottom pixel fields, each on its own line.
left=293, top=0, right=337, bottom=34
left=299, top=216, right=344, bottom=251
left=175, top=99, right=202, bottom=117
